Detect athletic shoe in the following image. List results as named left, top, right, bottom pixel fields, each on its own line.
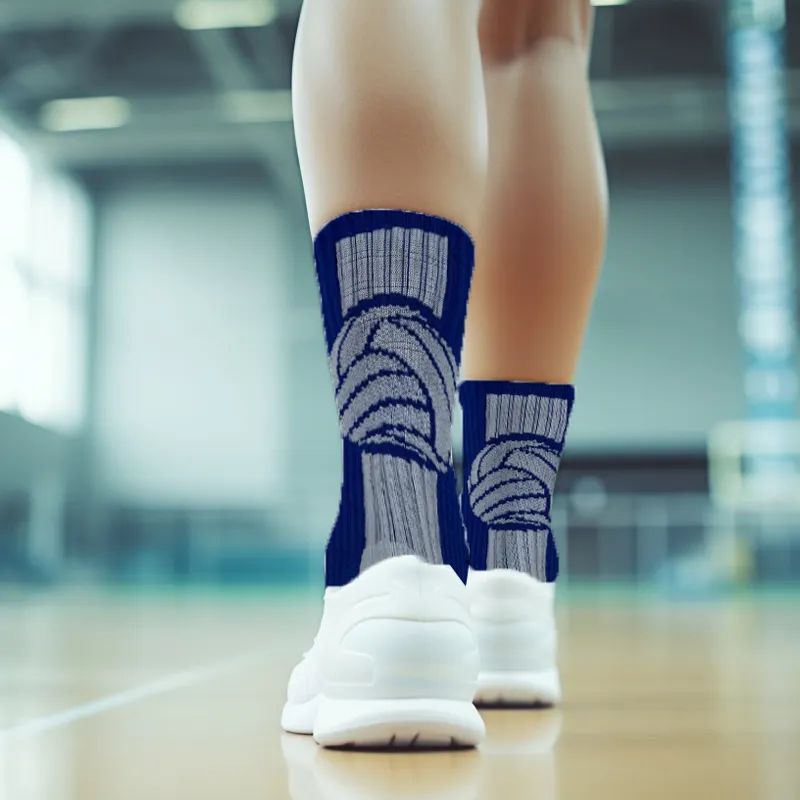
left=467, top=568, right=561, bottom=706
left=281, top=555, right=485, bottom=748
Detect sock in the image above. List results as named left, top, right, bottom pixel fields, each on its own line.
left=460, top=381, right=575, bottom=581
left=315, top=210, right=474, bottom=587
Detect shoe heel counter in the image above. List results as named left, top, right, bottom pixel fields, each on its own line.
left=320, top=558, right=478, bottom=702
left=469, top=571, right=554, bottom=624
left=469, top=571, right=557, bottom=673
left=347, top=557, right=472, bottom=626
left=321, top=617, right=479, bottom=702
left=473, top=616, right=557, bottom=673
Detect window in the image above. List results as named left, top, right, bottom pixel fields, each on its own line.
left=0, top=134, right=32, bottom=261
left=0, top=264, right=28, bottom=410
left=0, top=130, right=90, bottom=432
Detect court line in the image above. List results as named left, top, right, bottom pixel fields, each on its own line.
left=0, top=648, right=272, bottom=747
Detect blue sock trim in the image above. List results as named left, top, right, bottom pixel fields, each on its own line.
left=461, top=382, right=489, bottom=572
left=460, top=380, right=575, bottom=406
left=325, top=440, right=366, bottom=587
left=545, top=531, right=560, bottom=583
left=437, top=467, right=469, bottom=584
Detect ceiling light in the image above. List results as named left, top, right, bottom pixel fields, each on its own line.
left=220, top=90, right=292, bottom=123
left=175, top=0, right=277, bottom=30
left=39, top=97, right=131, bottom=132
left=592, top=0, right=631, bottom=6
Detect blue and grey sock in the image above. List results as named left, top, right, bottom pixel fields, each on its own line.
left=460, top=381, right=575, bottom=581
left=315, top=210, right=474, bottom=587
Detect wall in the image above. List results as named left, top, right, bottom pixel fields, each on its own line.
left=92, top=171, right=291, bottom=508
left=0, top=412, right=70, bottom=492
left=573, top=149, right=748, bottom=451
left=88, top=149, right=800, bottom=542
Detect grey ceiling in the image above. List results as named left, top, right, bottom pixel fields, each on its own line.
left=0, top=0, right=799, bottom=195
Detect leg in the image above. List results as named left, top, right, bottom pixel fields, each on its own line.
left=461, top=0, right=607, bottom=578
left=461, top=0, right=607, bottom=706
left=293, top=0, right=487, bottom=236
left=283, top=0, right=488, bottom=747
left=465, top=0, right=607, bottom=383
left=293, top=0, right=486, bottom=585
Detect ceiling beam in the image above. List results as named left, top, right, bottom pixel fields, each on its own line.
left=189, top=27, right=304, bottom=214
left=27, top=118, right=294, bottom=166
left=14, top=73, right=800, bottom=169
left=0, top=0, right=302, bottom=31
left=0, top=0, right=181, bottom=30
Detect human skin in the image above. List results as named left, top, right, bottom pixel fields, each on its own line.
left=292, top=0, right=607, bottom=384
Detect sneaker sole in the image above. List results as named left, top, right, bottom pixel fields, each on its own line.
left=313, top=697, right=485, bottom=748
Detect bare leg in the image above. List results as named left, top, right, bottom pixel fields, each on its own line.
left=291, top=0, right=490, bottom=586
left=281, top=0, right=491, bottom=747
left=292, top=0, right=487, bottom=237
left=464, top=0, right=608, bottom=383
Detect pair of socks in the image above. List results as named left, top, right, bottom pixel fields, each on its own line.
left=315, top=210, right=574, bottom=588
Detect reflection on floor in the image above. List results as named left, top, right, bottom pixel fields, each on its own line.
left=1, top=588, right=798, bottom=799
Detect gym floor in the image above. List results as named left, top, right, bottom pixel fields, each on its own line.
left=2, top=588, right=798, bottom=799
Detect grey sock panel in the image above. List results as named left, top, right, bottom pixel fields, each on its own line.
left=487, top=528, right=549, bottom=576
left=360, top=452, right=441, bottom=570
left=316, top=210, right=474, bottom=587
left=460, top=381, right=575, bottom=581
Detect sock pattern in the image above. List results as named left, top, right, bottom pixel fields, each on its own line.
left=460, top=381, right=574, bottom=581
left=315, top=210, right=473, bottom=587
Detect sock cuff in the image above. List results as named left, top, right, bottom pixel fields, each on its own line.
left=459, top=380, right=575, bottom=405
left=313, top=210, right=474, bottom=357
left=460, top=380, right=575, bottom=447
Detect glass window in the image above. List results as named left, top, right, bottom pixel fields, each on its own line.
left=29, top=172, right=89, bottom=290
left=0, top=132, right=32, bottom=261
left=0, top=263, right=28, bottom=411
left=0, top=129, right=90, bottom=432
left=18, top=294, right=85, bottom=430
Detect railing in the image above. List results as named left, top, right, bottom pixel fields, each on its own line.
left=553, top=491, right=800, bottom=586
left=2, top=492, right=799, bottom=585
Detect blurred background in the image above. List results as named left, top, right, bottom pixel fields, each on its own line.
left=0, top=0, right=799, bottom=595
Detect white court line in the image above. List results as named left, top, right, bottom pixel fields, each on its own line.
left=0, top=648, right=272, bottom=747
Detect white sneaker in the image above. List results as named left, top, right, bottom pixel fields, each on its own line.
left=281, top=555, right=486, bottom=748
left=467, top=569, right=561, bottom=706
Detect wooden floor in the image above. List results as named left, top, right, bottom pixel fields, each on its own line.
left=1, top=589, right=798, bottom=799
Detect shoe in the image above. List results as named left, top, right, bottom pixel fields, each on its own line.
left=467, top=569, right=561, bottom=706
left=281, top=555, right=485, bottom=748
